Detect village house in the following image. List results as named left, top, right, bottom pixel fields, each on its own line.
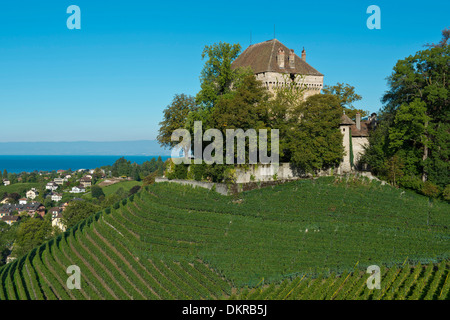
left=26, top=188, right=39, bottom=200
left=69, top=185, right=86, bottom=193
left=50, top=193, right=63, bottom=202
left=51, top=211, right=66, bottom=231
left=1, top=215, right=20, bottom=225
left=53, top=178, right=65, bottom=185
left=80, top=176, right=92, bottom=188
left=46, top=181, right=59, bottom=191
left=0, top=197, right=11, bottom=204
left=19, top=198, right=27, bottom=205
left=3, top=180, right=10, bottom=186
left=0, top=202, right=45, bottom=217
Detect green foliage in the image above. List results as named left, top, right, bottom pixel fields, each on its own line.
left=196, top=42, right=248, bottom=109
left=443, top=185, right=450, bottom=201
left=321, top=82, right=367, bottom=119
left=91, top=185, right=105, bottom=199
left=62, top=201, right=101, bottom=229
left=11, top=218, right=52, bottom=259
left=365, top=40, right=449, bottom=192
left=286, top=94, right=344, bottom=172
left=0, top=178, right=449, bottom=300
left=157, top=94, right=198, bottom=150
left=421, top=181, right=440, bottom=198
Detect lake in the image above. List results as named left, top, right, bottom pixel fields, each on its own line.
left=0, top=155, right=170, bottom=173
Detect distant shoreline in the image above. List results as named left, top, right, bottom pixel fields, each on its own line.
left=0, top=155, right=170, bottom=174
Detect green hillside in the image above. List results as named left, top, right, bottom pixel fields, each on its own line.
left=0, top=183, right=41, bottom=197
left=0, top=176, right=449, bottom=300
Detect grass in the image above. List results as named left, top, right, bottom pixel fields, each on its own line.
left=0, top=183, right=42, bottom=197
left=83, top=180, right=143, bottom=199
left=101, top=180, right=143, bottom=196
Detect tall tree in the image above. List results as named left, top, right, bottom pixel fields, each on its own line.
left=62, top=201, right=101, bottom=229
left=322, top=83, right=367, bottom=119
left=12, top=217, right=52, bottom=259
left=157, top=94, right=198, bottom=157
left=286, top=94, right=344, bottom=172
left=364, top=31, right=449, bottom=189
left=196, top=42, right=248, bottom=109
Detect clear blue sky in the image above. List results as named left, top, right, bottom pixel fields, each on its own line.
left=0, top=0, right=448, bottom=142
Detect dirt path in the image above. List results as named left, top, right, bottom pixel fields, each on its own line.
left=24, top=263, right=37, bottom=300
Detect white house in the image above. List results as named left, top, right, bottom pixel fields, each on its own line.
left=26, top=188, right=39, bottom=200
left=51, top=193, right=63, bottom=202
left=19, top=198, right=27, bottom=205
left=54, top=178, right=65, bottom=185
left=3, top=180, right=10, bottom=186
left=69, top=186, right=86, bottom=193
left=46, top=182, right=58, bottom=191
left=52, top=212, right=66, bottom=231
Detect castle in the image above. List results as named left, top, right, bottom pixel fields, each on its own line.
left=232, top=39, right=373, bottom=173
left=231, top=39, right=323, bottom=98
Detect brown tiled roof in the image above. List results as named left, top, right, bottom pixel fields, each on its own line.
left=231, top=39, right=323, bottom=76
left=340, top=114, right=355, bottom=125
left=2, top=215, right=19, bottom=222
left=350, top=121, right=370, bottom=137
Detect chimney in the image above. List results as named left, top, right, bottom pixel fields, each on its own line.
left=277, top=47, right=285, bottom=68
left=356, top=112, right=361, bottom=131
left=301, top=47, right=306, bottom=62
left=289, top=49, right=295, bottom=68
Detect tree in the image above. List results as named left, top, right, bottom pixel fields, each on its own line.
left=209, top=74, right=271, bottom=164
left=93, top=168, right=103, bottom=183
left=196, top=42, right=249, bottom=109
left=157, top=94, right=198, bottom=156
left=425, top=27, right=449, bottom=48
left=62, top=201, right=100, bottom=229
left=366, top=37, right=449, bottom=188
left=322, top=83, right=367, bottom=119
left=12, top=217, right=52, bottom=259
left=3, top=169, right=7, bottom=180
left=286, top=94, right=344, bottom=172
left=0, top=221, right=16, bottom=266
left=91, top=185, right=105, bottom=199
left=128, top=185, right=141, bottom=196
left=111, top=157, right=132, bottom=177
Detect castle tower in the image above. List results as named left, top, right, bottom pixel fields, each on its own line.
left=231, top=39, right=323, bottom=99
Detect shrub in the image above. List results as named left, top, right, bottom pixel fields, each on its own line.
left=191, top=163, right=206, bottom=181
left=442, top=184, right=450, bottom=202
left=398, top=175, right=423, bottom=192
left=173, top=164, right=188, bottom=179
left=421, top=181, right=440, bottom=198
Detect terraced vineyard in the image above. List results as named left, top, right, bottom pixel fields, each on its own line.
left=232, top=260, right=450, bottom=300
left=0, top=177, right=449, bottom=300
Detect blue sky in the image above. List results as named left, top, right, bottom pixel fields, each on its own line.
left=0, top=0, right=448, bottom=142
